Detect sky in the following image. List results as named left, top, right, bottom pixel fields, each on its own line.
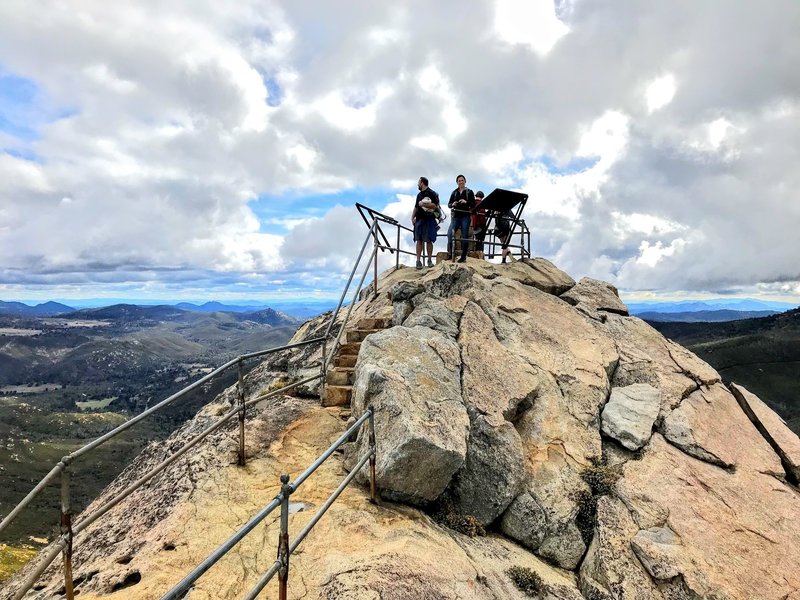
left=1, top=0, right=799, bottom=304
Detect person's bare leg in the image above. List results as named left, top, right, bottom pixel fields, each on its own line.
left=416, top=240, right=423, bottom=268
left=426, top=241, right=434, bottom=263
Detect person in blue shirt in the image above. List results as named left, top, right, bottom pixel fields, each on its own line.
left=411, top=176, right=440, bottom=269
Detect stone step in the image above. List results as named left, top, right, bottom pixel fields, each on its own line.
left=338, top=342, right=361, bottom=356
left=322, top=385, right=352, bottom=408
left=326, top=367, right=355, bottom=386
left=356, top=317, right=392, bottom=330
left=334, top=355, right=357, bottom=368
left=346, top=329, right=379, bottom=343
left=434, top=251, right=485, bottom=264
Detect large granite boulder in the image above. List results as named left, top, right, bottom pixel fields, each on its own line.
left=617, top=434, right=800, bottom=599
left=560, top=276, right=629, bottom=316
left=349, top=326, right=469, bottom=504
left=11, top=258, right=800, bottom=600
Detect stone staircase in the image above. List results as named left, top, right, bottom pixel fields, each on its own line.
left=322, top=317, right=392, bottom=407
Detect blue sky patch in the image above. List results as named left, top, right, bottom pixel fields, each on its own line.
left=261, top=74, right=283, bottom=107
left=4, top=147, right=40, bottom=162
left=538, top=154, right=599, bottom=175
left=251, top=187, right=403, bottom=232
left=0, top=66, right=76, bottom=142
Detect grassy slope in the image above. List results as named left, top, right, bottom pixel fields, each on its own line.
left=0, top=314, right=297, bottom=548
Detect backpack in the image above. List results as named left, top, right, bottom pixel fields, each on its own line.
left=495, top=210, right=514, bottom=236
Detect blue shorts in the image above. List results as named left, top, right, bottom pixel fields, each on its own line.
left=414, top=218, right=438, bottom=243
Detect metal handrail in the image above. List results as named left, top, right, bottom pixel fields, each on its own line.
left=5, top=198, right=528, bottom=597
left=4, top=211, right=387, bottom=599
left=8, top=374, right=324, bottom=600
left=0, top=337, right=324, bottom=539
left=161, top=407, right=377, bottom=600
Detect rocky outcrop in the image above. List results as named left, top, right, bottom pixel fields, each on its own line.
left=8, top=257, right=800, bottom=600
left=730, top=382, right=800, bottom=482
left=601, top=383, right=661, bottom=450
left=349, top=325, right=469, bottom=505
left=560, top=277, right=629, bottom=317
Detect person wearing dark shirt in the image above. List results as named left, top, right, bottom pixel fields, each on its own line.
left=472, top=190, right=487, bottom=253
left=447, top=174, right=475, bottom=263
left=412, top=176, right=440, bottom=269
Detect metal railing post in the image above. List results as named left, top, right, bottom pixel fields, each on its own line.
left=395, top=225, right=401, bottom=269
left=321, top=337, right=328, bottom=379
left=373, top=235, right=379, bottom=299
left=368, top=406, right=377, bottom=503
left=237, top=359, right=246, bottom=466
left=60, top=466, right=75, bottom=600
left=277, top=474, right=291, bottom=600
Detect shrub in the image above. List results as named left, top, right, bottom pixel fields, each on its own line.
left=507, top=565, right=543, bottom=597
left=431, top=498, right=486, bottom=537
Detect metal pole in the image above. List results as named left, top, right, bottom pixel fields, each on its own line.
left=60, top=468, right=75, bottom=600
left=395, top=225, right=401, bottom=269
left=237, top=359, right=246, bottom=466
left=321, top=337, right=328, bottom=380
left=368, top=406, right=377, bottom=503
left=277, top=474, right=291, bottom=600
left=373, top=236, right=379, bottom=299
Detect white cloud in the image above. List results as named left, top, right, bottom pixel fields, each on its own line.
left=409, top=135, right=447, bottom=152
left=634, top=239, right=687, bottom=268
left=482, top=143, right=524, bottom=175
left=645, top=74, right=676, bottom=113
left=494, top=0, right=569, bottom=56
left=0, top=0, right=799, bottom=300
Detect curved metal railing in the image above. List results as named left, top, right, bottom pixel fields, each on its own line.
left=1, top=218, right=383, bottom=600
left=161, top=407, right=377, bottom=600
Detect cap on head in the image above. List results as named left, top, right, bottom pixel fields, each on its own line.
left=476, top=190, right=485, bottom=198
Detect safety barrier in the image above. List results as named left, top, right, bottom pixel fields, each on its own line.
left=2, top=196, right=531, bottom=598
left=1, top=217, right=384, bottom=600
left=161, top=406, right=377, bottom=600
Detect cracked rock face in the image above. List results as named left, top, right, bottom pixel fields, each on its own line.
left=349, top=261, right=800, bottom=599
left=730, top=383, right=800, bottom=482
left=9, top=259, right=800, bottom=600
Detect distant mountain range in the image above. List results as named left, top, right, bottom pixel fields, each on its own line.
left=0, top=299, right=333, bottom=320
left=627, top=298, right=798, bottom=314
left=0, top=300, right=74, bottom=316
left=637, top=309, right=780, bottom=323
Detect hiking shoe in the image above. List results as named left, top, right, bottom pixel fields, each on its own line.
left=457, top=257, right=467, bottom=263
left=416, top=259, right=423, bottom=269
left=427, top=258, right=434, bottom=267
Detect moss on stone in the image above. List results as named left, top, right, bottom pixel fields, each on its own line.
left=0, top=544, right=38, bottom=583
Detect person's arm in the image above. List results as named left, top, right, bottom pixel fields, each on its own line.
left=466, top=189, right=476, bottom=210
left=411, top=202, right=417, bottom=224
left=448, top=190, right=458, bottom=209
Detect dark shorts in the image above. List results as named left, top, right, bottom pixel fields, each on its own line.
left=414, top=218, right=438, bottom=243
